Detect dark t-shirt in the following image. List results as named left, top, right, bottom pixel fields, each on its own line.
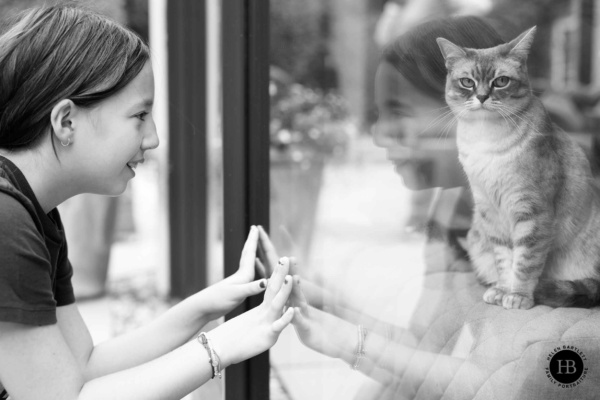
left=0, top=155, right=75, bottom=326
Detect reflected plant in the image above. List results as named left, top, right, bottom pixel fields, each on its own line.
left=270, top=76, right=353, bottom=165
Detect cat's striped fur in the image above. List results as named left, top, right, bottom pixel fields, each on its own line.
left=437, top=27, right=600, bottom=309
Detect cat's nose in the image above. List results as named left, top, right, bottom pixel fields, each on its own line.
left=476, top=94, right=489, bottom=104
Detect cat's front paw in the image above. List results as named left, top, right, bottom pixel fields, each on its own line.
left=483, top=287, right=505, bottom=306
left=502, top=293, right=534, bottom=310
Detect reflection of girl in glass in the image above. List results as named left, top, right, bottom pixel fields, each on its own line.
left=259, top=16, right=537, bottom=399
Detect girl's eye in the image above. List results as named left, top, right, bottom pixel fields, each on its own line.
left=459, top=78, right=475, bottom=88
left=135, top=111, right=149, bottom=121
left=493, top=76, right=510, bottom=88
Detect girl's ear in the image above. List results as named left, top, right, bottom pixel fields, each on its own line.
left=507, top=26, right=536, bottom=60
left=436, top=37, right=467, bottom=68
left=50, top=99, right=75, bottom=146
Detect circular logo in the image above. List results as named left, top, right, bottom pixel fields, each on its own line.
left=545, top=347, right=588, bottom=388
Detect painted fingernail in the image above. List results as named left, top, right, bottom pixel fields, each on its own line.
left=259, top=279, right=266, bottom=289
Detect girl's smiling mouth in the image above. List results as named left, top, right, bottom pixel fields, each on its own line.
left=126, top=158, right=144, bottom=172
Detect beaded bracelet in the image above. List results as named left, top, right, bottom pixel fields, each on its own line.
left=351, top=325, right=367, bottom=370
left=197, top=332, right=222, bottom=379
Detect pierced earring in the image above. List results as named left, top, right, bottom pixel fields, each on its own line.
left=61, top=138, right=71, bottom=147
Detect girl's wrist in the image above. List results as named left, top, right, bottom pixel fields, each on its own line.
left=335, top=322, right=361, bottom=363
left=196, top=332, right=223, bottom=379
left=203, top=326, right=233, bottom=370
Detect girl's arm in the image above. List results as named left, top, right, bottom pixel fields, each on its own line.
left=290, top=284, right=489, bottom=396
left=67, top=226, right=266, bottom=380
left=0, top=258, right=294, bottom=400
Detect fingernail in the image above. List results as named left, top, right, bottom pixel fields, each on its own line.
left=259, top=279, right=266, bottom=289
left=278, top=257, right=287, bottom=266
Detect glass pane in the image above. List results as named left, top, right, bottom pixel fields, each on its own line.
left=269, top=0, right=599, bottom=398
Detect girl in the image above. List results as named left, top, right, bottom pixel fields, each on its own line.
left=0, top=4, right=293, bottom=399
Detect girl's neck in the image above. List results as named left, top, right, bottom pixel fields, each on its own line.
left=0, top=148, right=77, bottom=214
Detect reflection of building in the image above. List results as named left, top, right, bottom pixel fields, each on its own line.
left=550, top=0, right=598, bottom=91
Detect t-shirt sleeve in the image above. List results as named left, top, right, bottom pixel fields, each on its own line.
left=0, top=194, right=57, bottom=325
left=55, top=242, right=75, bottom=307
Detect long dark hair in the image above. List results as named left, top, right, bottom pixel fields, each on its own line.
left=0, top=3, right=149, bottom=149
left=382, top=16, right=505, bottom=100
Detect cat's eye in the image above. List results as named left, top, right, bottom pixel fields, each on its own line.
left=459, top=78, right=475, bottom=88
left=493, top=76, right=510, bottom=88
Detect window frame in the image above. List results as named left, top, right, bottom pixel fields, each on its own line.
left=222, top=1, right=271, bottom=400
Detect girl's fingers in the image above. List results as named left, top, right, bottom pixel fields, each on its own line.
left=289, top=275, right=309, bottom=313
left=263, top=257, right=290, bottom=303
left=257, top=226, right=280, bottom=270
left=237, top=226, right=260, bottom=278
left=269, top=274, right=294, bottom=315
left=255, top=257, right=267, bottom=279
left=288, top=256, right=298, bottom=275
left=240, top=279, right=268, bottom=297
left=291, top=306, right=307, bottom=327
left=272, top=307, right=294, bottom=333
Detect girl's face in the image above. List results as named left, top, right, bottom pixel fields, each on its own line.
left=372, top=62, right=466, bottom=190
left=70, top=61, right=158, bottom=195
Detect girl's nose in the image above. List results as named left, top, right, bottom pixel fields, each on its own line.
left=372, top=119, right=405, bottom=148
left=143, top=120, right=160, bottom=150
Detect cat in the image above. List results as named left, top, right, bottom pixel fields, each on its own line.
left=436, top=26, right=600, bottom=310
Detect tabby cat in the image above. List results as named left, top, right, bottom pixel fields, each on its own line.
left=436, top=27, right=600, bottom=309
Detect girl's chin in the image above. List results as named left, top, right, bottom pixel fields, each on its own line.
left=393, top=163, right=432, bottom=190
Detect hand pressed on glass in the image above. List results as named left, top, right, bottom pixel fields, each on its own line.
left=209, top=257, right=295, bottom=367
left=289, top=276, right=356, bottom=360
left=193, top=226, right=269, bottom=323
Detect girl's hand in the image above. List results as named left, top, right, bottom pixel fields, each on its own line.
left=208, top=257, right=295, bottom=367
left=256, top=226, right=301, bottom=277
left=289, top=276, right=356, bottom=360
left=196, top=226, right=268, bottom=323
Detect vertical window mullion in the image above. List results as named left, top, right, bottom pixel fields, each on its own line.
left=222, top=0, right=271, bottom=399
left=167, top=0, right=208, bottom=298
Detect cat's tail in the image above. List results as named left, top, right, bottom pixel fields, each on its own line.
left=534, top=278, right=600, bottom=308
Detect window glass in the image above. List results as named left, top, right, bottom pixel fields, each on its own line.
left=269, top=0, right=600, bottom=398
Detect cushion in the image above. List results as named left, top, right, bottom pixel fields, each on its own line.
left=384, top=271, right=600, bottom=399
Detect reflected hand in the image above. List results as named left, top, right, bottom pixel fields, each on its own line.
left=209, top=257, right=295, bottom=367
left=256, top=226, right=281, bottom=277
left=196, top=226, right=268, bottom=322
left=290, top=276, right=355, bottom=360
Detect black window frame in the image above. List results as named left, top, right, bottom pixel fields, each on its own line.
left=167, top=1, right=270, bottom=398
left=222, top=1, right=271, bottom=400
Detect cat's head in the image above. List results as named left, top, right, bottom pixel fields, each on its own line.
left=436, top=27, right=536, bottom=120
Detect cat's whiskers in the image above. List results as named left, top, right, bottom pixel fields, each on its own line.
left=437, top=107, right=468, bottom=142
left=493, top=103, right=540, bottom=135
left=419, top=108, right=456, bottom=139
left=422, top=104, right=453, bottom=115
left=495, top=107, right=525, bottom=138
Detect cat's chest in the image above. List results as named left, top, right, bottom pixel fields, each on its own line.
left=456, top=120, right=525, bottom=200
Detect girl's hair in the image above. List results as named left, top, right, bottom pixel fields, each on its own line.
left=0, top=3, right=149, bottom=149
left=382, top=16, right=505, bottom=99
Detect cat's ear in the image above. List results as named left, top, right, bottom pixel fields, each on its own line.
left=507, top=26, right=537, bottom=60
left=437, top=37, right=466, bottom=66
